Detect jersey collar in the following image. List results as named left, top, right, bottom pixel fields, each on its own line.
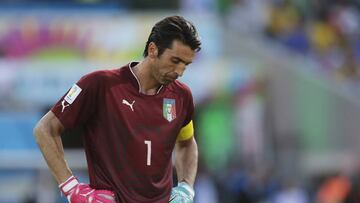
left=128, top=62, right=164, bottom=95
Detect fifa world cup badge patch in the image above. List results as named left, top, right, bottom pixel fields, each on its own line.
left=163, top=98, right=176, bottom=122
left=65, top=84, right=82, bottom=104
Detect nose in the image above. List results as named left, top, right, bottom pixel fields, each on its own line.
left=174, top=64, right=186, bottom=77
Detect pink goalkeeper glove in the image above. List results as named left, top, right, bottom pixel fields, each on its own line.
left=59, top=176, right=116, bottom=203
left=59, top=176, right=94, bottom=203
left=87, top=190, right=116, bottom=203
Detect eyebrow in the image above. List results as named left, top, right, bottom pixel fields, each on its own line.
left=172, top=56, right=192, bottom=65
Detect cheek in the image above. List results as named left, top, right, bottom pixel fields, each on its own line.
left=158, top=63, right=171, bottom=75
left=155, top=65, right=166, bottom=79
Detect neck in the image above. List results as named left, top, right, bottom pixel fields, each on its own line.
left=133, top=60, right=162, bottom=95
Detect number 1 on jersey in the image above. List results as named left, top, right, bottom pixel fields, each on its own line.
left=144, top=140, right=151, bottom=166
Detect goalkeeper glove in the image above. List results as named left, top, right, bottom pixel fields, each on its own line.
left=87, top=189, right=116, bottom=203
left=59, top=176, right=116, bottom=203
left=169, top=182, right=195, bottom=203
left=59, top=176, right=93, bottom=203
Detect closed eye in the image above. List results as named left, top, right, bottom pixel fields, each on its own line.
left=172, top=59, right=180, bottom=64
left=171, top=57, right=192, bottom=66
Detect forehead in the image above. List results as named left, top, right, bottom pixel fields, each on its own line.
left=163, top=40, right=195, bottom=62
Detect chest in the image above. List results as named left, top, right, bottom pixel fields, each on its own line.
left=103, top=84, right=186, bottom=137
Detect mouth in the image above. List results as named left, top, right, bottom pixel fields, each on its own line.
left=161, top=73, right=179, bottom=84
left=164, top=77, right=178, bottom=84
left=166, top=73, right=179, bottom=81
left=162, top=78, right=173, bottom=85
left=167, top=76, right=178, bottom=81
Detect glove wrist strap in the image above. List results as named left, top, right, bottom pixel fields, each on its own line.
left=178, top=182, right=195, bottom=198
left=59, top=175, right=79, bottom=195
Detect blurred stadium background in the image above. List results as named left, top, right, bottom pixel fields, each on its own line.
left=1, top=0, right=360, bottom=202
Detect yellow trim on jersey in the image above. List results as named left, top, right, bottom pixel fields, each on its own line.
left=177, top=120, right=194, bottom=141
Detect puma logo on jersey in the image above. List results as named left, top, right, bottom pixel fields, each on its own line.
left=122, top=99, right=135, bottom=111
left=61, top=100, right=70, bottom=113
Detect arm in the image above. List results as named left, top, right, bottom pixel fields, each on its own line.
left=34, top=111, right=116, bottom=203
left=174, top=136, right=198, bottom=187
left=33, top=111, right=72, bottom=184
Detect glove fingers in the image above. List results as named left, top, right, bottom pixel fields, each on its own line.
left=95, top=194, right=115, bottom=202
left=169, top=195, right=190, bottom=203
left=71, top=185, right=94, bottom=203
left=97, top=193, right=115, bottom=200
left=169, top=191, right=193, bottom=203
left=88, top=197, right=116, bottom=203
left=68, top=192, right=88, bottom=203
left=76, top=184, right=94, bottom=195
left=87, top=190, right=116, bottom=203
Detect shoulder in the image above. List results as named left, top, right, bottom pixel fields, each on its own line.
left=77, top=68, right=123, bottom=88
left=81, top=69, right=119, bottom=81
left=168, top=80, right=193, bottom=97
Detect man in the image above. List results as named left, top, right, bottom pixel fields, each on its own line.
left=33, top=15, right=201, bottom=203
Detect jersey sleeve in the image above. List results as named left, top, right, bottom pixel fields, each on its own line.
left=51, top=72, right=101, bottom=130
left=177, top=87, right=195, bottom=141
left=183, top=86, right=194, bottom=127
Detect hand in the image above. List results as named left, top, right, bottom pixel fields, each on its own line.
left=59, top=176, right=116, bottom=203
left=59, top=176, right=94, bottom=203
left=169, top=182, right=195, bottom=203
left=87, top=190, right=116, bottom=203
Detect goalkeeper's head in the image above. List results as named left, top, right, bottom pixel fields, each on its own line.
left=143, top=15, right=201, bottom=58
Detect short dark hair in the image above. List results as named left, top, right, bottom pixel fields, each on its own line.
left=143, top=16, right=201, bottom=57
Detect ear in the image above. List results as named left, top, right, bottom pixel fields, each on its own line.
left=148, top=42, right=158, bottom=58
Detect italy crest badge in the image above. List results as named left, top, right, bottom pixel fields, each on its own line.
left=163, top=98, right=176, bottom=122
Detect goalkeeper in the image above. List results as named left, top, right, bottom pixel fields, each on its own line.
left=34, top=15, right=200, bottom=203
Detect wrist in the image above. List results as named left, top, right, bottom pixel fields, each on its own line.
left=178, top=182, right=195, bottom=198
left=59, top=175, right=79, bottom=196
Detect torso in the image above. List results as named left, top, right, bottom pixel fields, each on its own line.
left=53, top=62, right=194, bottom=202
